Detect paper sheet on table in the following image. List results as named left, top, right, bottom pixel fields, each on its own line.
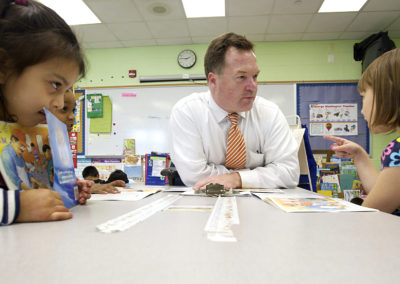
left=253, top=192, right=378, bottom=213
left=90, top=188, right=160, bottom=201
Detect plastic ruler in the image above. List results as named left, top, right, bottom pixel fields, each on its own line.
left=204, top=196, right=239, bottom=242
left=97, top=194, right=181, bottom=233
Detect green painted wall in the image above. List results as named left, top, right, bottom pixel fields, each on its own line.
left=77, top=38, right=400, bottom=169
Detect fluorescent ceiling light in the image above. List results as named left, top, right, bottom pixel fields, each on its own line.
left=182, top=0, right=225, bottom=18
left=39, top=0, right=101, bottom=25
left=319, top=0, right=367, bottom=13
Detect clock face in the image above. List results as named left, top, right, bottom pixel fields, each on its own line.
left=178, top=49, right=196, bottom=69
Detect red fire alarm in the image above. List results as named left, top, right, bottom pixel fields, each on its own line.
left=129, top=70, right=137, bottom=78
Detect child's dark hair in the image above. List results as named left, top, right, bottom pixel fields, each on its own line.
left=82, top=166, right=99, bottom=179
left=107, top=170, right=129, bottom=184
left=42, top=144, right=50, bottom=152
left=0, top=0, right=86, bottom=121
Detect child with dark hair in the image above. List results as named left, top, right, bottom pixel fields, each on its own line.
left=82, top=166, right=124, bottom=194
left=0, top=0, right=90, bottom=225
left=107, top=169, right=129, bottom=184
left=82, top=165, right=102, bottom=183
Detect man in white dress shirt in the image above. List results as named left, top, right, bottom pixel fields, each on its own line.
left=169, top=32, right=299, bottom=189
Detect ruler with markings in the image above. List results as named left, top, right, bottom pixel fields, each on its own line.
left=97, top=194, right=181, bottom=233
left=204, top=196, right=239, bottom=242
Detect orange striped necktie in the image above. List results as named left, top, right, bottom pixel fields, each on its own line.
left=225, top=113, right=247, bottom=170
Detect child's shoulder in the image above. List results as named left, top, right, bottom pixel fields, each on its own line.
left=381, top=136, right=400, bottom=169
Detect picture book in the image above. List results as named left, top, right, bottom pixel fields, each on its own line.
left=0, top=109, right=79, bottom=208
left=265, top=196, right=377, bottom=213
left=45, top=108, right=79, bottom=207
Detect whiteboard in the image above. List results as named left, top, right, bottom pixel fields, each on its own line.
left=84, top=83, right=296, bottom=156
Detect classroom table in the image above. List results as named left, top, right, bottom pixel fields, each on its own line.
left=1, top=187, right=400, bottom=284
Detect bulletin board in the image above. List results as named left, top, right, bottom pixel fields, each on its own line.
left=297, top=83, right=369, bottom=152
left=80, top=83, right=297, bottom=156
left=73, top=89, right=85, bottom=155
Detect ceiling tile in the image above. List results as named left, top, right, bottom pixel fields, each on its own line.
left=82, top=41, right=124, bottom=49
left=72, top=24, right=118, bottom=42
left=132, top=0, right=186, bottom=20
left=107, top=22, right=153, bottom=40
left=273, top=0, right=324, bottom=14
left=122, top=39, right=158, bottom=47
left=302, top=32, right=341, bottom=41
left=347, top=11, right=400, bottom=32
left=307, top=13, right=357, bottom=33
left=228, top=16, right=269, bottom=34
left=265, top=33, right=303, bottom=42
left=268, top=14, right=313, bottom=33
left=245, top=34, right=266, bottom=42
left=147, top=20, right=189, bottom=38
left=187, top=18, right=228, bottom=37
left=227, top=0, right=274, bottom=16
left=156, top=37, right=193, bottom=45
left=339, top=31, right=370, bottom=40
left=85, top=0, right=143, bottom=23
left=191, top=36, right=217, bottom=44
left=388, top=16, right=400, bottom=30
left=362, top=0, right=400, bottom=11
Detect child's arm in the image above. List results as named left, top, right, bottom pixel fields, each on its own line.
left=362, top=167, right=400, bottom=213
left=324, top=135, right=379, bottom=192
left=16, top=189, right=72, bottom=222
left=0, top=188, right=20, bottom=225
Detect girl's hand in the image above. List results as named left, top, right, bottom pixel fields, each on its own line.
left=76, top=178, right=92, bottom=204
left=324, top=135, right=363, bottom=159
left=17, top=189, right=72, bottom=222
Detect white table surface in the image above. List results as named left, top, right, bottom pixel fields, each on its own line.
left=1, top=188, right=400, bottom=284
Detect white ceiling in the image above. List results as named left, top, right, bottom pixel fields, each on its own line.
left=73, top=0, right=400, bottom=49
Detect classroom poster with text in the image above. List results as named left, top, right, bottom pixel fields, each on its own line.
left=309, top=103, right=358, bottom=136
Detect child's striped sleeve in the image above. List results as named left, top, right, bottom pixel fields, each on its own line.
left=0, top=188, right=20, bottom=226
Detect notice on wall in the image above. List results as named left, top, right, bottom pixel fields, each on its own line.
left=309, top=104, right=358, bottom=136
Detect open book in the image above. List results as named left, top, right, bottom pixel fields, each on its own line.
left=0, top=108, right=78, bottom=208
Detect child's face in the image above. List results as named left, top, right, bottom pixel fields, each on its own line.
left=53, top=90, right=76, bottom=132
left=361, top=87, right=391, bottom=134
left=1, top=58, right=79, bottom=127
left=45, top=149, right=52, bottom=159
left=360, top=87, right=374, bottom=128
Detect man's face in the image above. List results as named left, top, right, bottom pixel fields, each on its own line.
left=208, top=47, right=260, bottom=113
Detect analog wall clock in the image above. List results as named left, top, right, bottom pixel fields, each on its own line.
left=177, top=49, right=196, bottom=69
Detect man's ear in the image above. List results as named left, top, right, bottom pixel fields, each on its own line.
left=208, top=72, right=218, bottom=93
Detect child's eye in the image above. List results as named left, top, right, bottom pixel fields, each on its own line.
left=51, top=82, right=61, bottom=89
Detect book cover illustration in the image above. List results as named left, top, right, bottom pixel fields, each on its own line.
left=267, top=196, right=377, bottom=213
left=0, top=109, right=79, bottom=208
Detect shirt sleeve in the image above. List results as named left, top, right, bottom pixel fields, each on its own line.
left=0, top=187, right=20, bottom=226
left=238, top=109, right=300, bottom=189
left=1, top=149, right=23, bottom=189
left=169, top=103, right=230, bottom=186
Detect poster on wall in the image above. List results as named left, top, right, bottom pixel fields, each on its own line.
left=309, top=104, right=358, bottom=136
